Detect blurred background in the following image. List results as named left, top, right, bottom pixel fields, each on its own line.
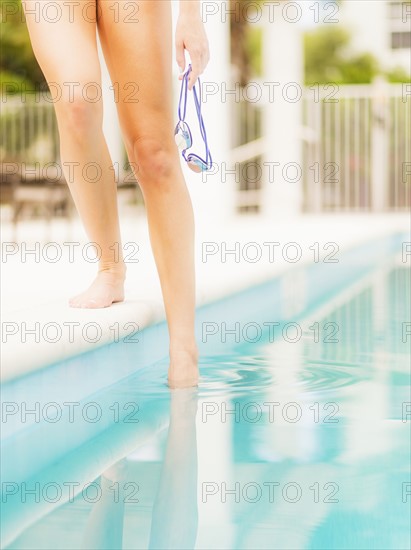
left=0, top=0, right=410, bottom=304
left=1, top=0, right=410, bottom=221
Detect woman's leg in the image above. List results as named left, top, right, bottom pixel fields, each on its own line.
left=22, top=0, right=125, bottom=308
left=97, top=0, right=198, bottom=386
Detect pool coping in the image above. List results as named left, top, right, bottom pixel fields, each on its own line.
left=1, top=216, right=409, bottom=383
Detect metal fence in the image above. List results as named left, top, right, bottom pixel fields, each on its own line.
left=0, top=96, right=69, bottom=221
left=230, top=98, right=263, bottom=213
left=1, top=84, right=410, bottom=217
left=0, top=97, right=60, bottom=166
left=231, top=83, right=411, bottom=213
left=302, top=83, right=411, bottom=212
left=0, top=95, right=133, bottom=221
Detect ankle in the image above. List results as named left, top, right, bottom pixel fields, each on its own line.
left=98, top=261, right=127, bottom=279
left=169, top=342, right=198, bottom=360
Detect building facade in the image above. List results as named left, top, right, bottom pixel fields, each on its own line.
left=340, top=1, right=411, bottom=74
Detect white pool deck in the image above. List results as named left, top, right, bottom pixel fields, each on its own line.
left=1, top=211, right=409, bottom=383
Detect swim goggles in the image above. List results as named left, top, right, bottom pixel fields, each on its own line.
left=174, top=64, right=213, bottom=172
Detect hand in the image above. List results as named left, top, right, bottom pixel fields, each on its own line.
left=175, top=12, right=210, bottom=90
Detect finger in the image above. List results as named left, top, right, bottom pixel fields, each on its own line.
left=188, top=47, right=204, bottom=86
left=176, top=40, right=186, bottom=74
left=188, top=70, right=200, bottom=90
left=188, top=57, right=203, bottom=90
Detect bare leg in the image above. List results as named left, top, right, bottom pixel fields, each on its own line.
left=97, top=0, right=198, bottom=385
left=22, top=0, right=126, bottom=309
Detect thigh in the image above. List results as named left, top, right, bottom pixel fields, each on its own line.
left=96, top=0, right=174, bottom=146
left=22, top=0, right=101, bottom=99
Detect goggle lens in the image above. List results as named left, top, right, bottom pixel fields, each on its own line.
left=187, top=158, right=208, bottom=173
left=174, top=122, right=192, bottom=151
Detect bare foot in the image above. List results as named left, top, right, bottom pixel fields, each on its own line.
left=69, top=267, right=126, bottom=309
left=168, top=346, right=199, bottom=389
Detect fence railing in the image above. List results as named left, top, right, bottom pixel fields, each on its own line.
left=1, top=84, right=410, bottom=216
left=231, top=83, right=411, bottom=213
left=0, top=95, right=136, bottom=221
left=0, top=96, right=60, bottom=166
left=302, top=83, right=410, bottom=212
left=0, top=95, right=130, bottom=182
left=230, top=98, right=263, bottom=213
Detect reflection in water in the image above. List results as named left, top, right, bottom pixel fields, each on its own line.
left=81, top=389, right=199, bottom=550
left=2, top=257, right=410, bottom=549
left=148, top=388, right=198, bottom=549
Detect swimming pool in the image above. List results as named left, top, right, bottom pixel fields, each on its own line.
left=1, top=233, right=410, bottom=549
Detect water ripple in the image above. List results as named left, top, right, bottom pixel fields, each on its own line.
left=115, top=352, right=373, bottom=402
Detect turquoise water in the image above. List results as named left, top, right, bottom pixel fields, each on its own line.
left=1, top=234, right=410, bottom=549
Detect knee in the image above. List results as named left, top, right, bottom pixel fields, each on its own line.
left=130, top=136, right=177, bottom=188
left=56, top=94, right=103, bottom=142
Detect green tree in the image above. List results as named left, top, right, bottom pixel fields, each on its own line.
left=386, top=66, right=411, bottom=83
left=304, top=26, right=410, bottom=85
left=0, top=0, right=47, bottom=93
left=304, top=26, right=380, bottom=85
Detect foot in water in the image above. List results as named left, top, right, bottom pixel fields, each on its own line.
left=168, top=345, right=199, bottom=389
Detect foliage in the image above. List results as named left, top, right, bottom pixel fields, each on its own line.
left=385, top=66, right=411, bottom=83
left=1, top=0, right=410, bottom=94
left=304, top=27, right=381, bottom=85
left=247, top=27, right=263, bottom=78
left=304, top=25, right=410, bottom=85
left=0, top=0, right=47, bottom=93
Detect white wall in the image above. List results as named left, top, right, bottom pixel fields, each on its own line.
left=341, top=1, right=411, bottom=73
left=261, top=7, right=304, bottom=217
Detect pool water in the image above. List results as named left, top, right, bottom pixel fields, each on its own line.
left=1, top=234, right=410, bottom=550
